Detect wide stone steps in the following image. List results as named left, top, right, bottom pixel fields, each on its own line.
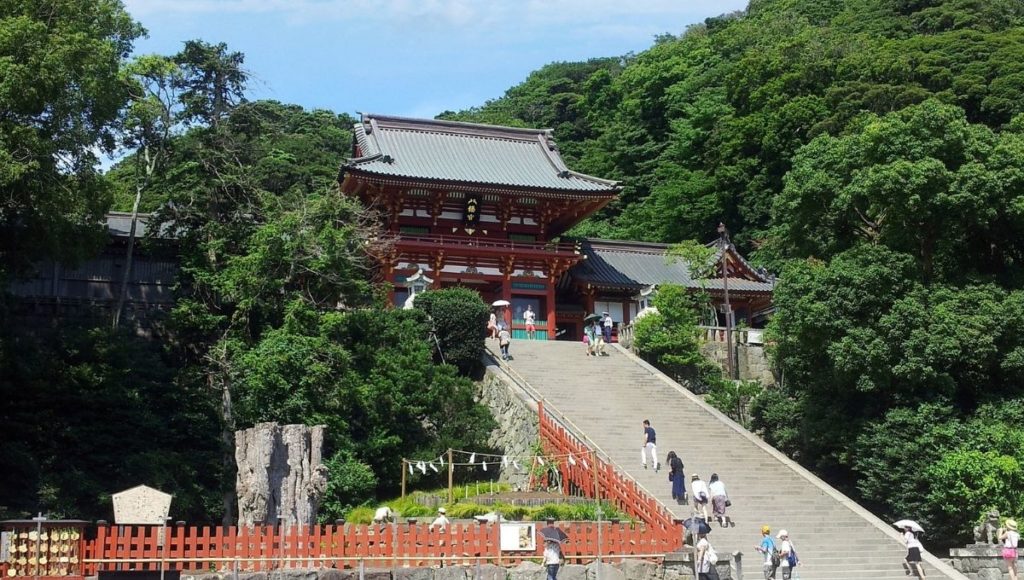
left=486, top=339, right=964, bottom=579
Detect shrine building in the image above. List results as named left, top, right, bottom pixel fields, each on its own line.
left=339, top=114, right=773, bottom=340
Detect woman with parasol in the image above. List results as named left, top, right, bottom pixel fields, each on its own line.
left=540, top=519, right=567, bottom=580
left=893, top=520, right=925, bottom=578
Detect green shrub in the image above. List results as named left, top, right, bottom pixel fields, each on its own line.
left=414, top=288, right=490, bottom=377
left=345, top=506, right=376, bottom=524
left=319, top=453, right=378, bottom=522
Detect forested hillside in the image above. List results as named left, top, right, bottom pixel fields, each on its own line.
left=446, top=0, right=1024, bottom=547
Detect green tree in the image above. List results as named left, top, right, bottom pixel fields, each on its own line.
left=0, top=324, right=220, bottom=520
left=633, top=284, right=719, bottom=390
left=413, top=288, right=491, bottom=377
left=0, top=0, right=143, bottom=277
left=770, top=100, right=1024, bottom=282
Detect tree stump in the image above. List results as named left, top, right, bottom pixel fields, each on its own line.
left=235, top=422, right=328, bottom=526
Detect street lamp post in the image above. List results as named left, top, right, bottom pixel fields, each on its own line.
left=717, top=223, right=735, bottom=380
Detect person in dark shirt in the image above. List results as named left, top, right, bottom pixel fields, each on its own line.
left=667, top=451, right=686, bottom=503
left=641, top=419, right=659, bottom=471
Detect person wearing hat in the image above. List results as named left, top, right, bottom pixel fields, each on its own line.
left=430, top=507, right=450, bottom=531
left=776, top=530, right=799, bottom=580
left=1001, top=519, right=1019, bottom=580
left=601, top=312, right=614, bottom=344
left=754, top=525, right=779, bottom=579
left=691, top=473, right=710, bottom=519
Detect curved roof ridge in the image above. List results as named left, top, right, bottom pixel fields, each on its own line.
left=362, top=112, right=552, bottom=141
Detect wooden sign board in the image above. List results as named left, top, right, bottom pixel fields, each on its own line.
left=112, top=485, right=172, bottom=525
left=499, top=522, right=536, bottom=551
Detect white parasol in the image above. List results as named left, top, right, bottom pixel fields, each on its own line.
left=893, top=519, right=924, bottom=533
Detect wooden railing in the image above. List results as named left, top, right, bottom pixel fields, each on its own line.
left=396, top=234, right=578, bottom=256
left=537, top=403, right=684, bottom=555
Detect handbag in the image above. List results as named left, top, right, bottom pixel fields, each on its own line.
left=725, top=499, right=732, bottom=507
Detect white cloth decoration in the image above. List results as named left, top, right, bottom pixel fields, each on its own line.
left=482, top=461, right=488, bottom=471
left=408, top=462, right=414, bottom=475
left=568, top=454, right=577, bottom=466
left=417, top=461, right=427, bottom=474
left=469, top=453, right=476, bottom=464
left=502, top=455, right=509, bottom=467
left=429, top=462, right=439, bottom=473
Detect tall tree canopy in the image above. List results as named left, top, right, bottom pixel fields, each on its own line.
left=0, top=0, right=142, bottom=275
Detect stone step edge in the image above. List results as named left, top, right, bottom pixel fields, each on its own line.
left=609, top=343, right=967, bottom=580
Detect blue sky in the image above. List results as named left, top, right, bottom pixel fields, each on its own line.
left=123, top=0, right=749, bottom=119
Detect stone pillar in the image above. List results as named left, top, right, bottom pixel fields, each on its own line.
left=235, top=422, right=328, bottom=527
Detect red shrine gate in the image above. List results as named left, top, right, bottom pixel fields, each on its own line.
left=340, top=115, right=620, bottom=339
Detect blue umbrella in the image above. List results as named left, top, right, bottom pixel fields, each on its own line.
left=683, top=517, right=712, bottom=535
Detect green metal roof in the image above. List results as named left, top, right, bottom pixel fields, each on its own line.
left=343, top=114, right=620, bottom=195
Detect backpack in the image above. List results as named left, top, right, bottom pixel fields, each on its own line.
left=787, top=545, right=799, bottom=568
left=703, top=544, right=718, bottom=568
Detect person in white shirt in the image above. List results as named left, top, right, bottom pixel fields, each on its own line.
left=601, top=312, right=613, bottom=344
left=776, top=530, right=799, bottom=580
left=691, top=474, right=710, bottom=519
left=430, top=507, right=450, bottom=530
left=696, top=532, right=720, bottom=580
left=708, top=473, right=732, bottom=528
left=524, top=305, right=537, bottom=339
left=902, top=525, right=925, bottom=578
left=543, top=522, right=563, bottom=580
left=487, top=311, right=498, bottom=339
left=1001, top=519, right=1019, bottom=580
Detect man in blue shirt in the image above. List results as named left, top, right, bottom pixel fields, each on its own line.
left=641, top=419, right=659, bottom=471
left=755, top=525, right=778, bottom=579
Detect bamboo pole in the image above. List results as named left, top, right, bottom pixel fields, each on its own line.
left=447, top=449, right=454, bottom=504
left=401, top=460, right=407, bottom=498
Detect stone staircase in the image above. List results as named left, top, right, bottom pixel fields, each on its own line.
left=486, top=339, right=966, bottom=580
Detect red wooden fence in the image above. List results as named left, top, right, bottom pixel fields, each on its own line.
left=0, top=521, right=672, bottom=577
left=537, top=402, right=684, bottom=554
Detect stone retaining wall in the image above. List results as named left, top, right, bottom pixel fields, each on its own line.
left=475, top=365, right=540, bottom=491
left=699, top=343, right=776, bottom=386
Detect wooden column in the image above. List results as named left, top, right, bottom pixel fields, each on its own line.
left=621, top=299, right=631, bottom=325
left=386, top=270, right=397, bottom=308
left=501, top=256, right=515, bottom=327
left=546, top=277, right=557, bottom=340
left=584, top=285, right=596, bottom=315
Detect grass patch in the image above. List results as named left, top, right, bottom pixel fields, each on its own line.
left=342, top=485, right=628, bottom=524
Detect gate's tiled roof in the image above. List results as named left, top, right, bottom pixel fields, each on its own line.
left=343, top=114, right=620, bottom=196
